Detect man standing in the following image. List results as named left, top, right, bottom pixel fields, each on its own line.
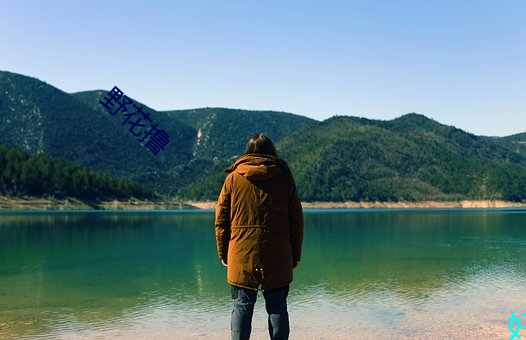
left=215, top=133, right=304, bottom=340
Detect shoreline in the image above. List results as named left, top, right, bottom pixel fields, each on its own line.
left=1, top=196, right=526, bottom=211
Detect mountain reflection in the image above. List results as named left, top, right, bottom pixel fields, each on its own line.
left=1, top=210, right=525, bottom=338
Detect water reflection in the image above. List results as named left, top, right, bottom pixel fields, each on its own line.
left=1, top=210, right=525, bottom=338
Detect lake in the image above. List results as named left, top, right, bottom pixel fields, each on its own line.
left=1, top=209, right=525, bottom=339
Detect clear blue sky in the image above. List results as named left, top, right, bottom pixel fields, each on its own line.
left=1, top=0, right=524, bottom=136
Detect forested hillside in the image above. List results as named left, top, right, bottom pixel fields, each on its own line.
left=490, top=132, right=526, bottom=158
left=0, top=144, right=153, bottom=199
left=277, top=114, right=526, bottom=201
left=1, top=71, right=311, bottom=196
left=183, top=114, right=526, bottom=202
left=1, top=70, right=525, bottom=202
left=163, top=107, right=315, bottom=160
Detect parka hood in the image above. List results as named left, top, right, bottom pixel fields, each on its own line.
left=225, top=154, right=288, bottom=181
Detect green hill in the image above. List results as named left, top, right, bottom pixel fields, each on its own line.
left=0, top=71, right=197, bottom=196
left=277, top=114, right=526, bottom=201
left=0, top=144, right=153, bottom=199
left=162, top=107, right=316, bottom=160
left=185, top=114, right=526, bottom=202
left=1, top=70, right=525, bottom=202
left=0, top=71, right=314, bottom=197
left=488, top=132, right=526, bottom=158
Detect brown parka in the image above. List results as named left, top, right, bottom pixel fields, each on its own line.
left=215, top=154, right=304, bottom=291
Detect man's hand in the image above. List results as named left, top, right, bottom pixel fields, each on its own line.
left=293, top=260, right=299, bottom=269
left=221, top=259, right=228, bottom=267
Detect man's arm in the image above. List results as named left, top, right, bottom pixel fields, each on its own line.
left=288, top=176, right=304, bottom=266
left=215, top=175, right=232, bottom=264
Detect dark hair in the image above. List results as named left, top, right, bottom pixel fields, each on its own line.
left=244, top=133, right=277, bottom=156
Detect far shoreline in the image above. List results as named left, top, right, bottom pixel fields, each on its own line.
left=1, top=196, right=526, bottom=211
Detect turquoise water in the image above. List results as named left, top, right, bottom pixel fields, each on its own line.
left=1, top=209, right=525, bottom=339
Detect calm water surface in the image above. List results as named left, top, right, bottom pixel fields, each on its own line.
left=1, top=209, right=525, bottom=339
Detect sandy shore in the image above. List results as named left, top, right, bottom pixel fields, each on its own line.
left=1, top=196, right=525, bottom=210
left=191, top=200, right=526, bottom=210
left=0, top=196, right=196, bottom=211
left=300, top=200, right=526, bottom=209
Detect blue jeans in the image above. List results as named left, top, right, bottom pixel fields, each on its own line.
left=231, top=285, right=290, bottom=340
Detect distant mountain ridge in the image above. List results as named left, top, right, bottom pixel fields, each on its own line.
left=278, top=114, right=526, bottom=201
left=0, top=71, right=314, bottom=197
left=489, top=132, right=526, bottom=158
left=1, top=70, right=525, bottom=202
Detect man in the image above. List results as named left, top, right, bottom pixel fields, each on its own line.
left=215, top=133, right=304, bottom=340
